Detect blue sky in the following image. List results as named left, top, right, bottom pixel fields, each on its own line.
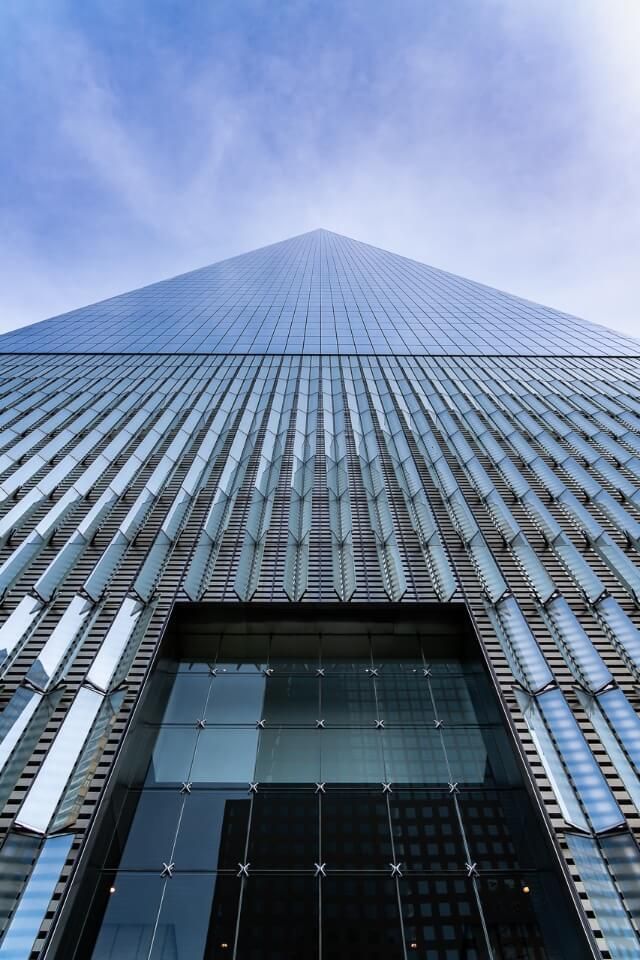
left=0, top=0, right=638, bottom=335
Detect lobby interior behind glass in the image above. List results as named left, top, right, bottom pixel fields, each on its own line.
left=56, top=605, right=590, bottom=960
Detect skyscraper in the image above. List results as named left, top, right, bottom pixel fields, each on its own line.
left=0, top=228, right=639, bottom=958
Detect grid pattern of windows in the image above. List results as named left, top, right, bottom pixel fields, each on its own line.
left=77, top=643, right=587, bottom=960
left=0, top=231, right=637, bottom=356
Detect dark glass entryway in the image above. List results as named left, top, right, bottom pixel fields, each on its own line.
left=56, top=605, right=591, bottom=959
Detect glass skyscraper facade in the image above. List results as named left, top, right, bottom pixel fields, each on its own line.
left=0, top=229, right=639, bottom=958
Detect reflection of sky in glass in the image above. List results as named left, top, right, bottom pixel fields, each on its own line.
left=0, top=231, right=636, bottom=357
left=0, top=834, right=73, bottom=960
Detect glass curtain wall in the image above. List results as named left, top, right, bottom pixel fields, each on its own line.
left=69, top=628, right=588, bottom=960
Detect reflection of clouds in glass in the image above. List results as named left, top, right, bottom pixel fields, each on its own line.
left=0, top=2, right=638, bottom=337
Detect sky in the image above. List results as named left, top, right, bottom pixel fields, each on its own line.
left=0, top=0, right=639, bottom=337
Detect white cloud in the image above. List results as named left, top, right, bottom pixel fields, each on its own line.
left=0, top=1, right=638, bottom=338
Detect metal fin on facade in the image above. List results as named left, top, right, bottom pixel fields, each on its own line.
left=284, top=359, right=319, bottom=601
left=184, top=359, right=278, bottom=601
left=321, top=359, right=356, bottom=601
left=342, top=357, right=406, bottom=601
left=235, top=360, right=297, bottom=601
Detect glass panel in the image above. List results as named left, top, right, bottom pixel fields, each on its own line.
left=478, top=871, right=588, bottom=958
left=0, top=834, right=72, bottom=960
left=247, top=790, right=318, bottom=867
left=320, top=655, right=371, bottom=674
left=321, top=790, right=392, bottom=869
left=206, top=676, right=266, bottom=724
left=383, top=729, right=448, bottom=785
left=235, top=876, right=318, bottom=960
left=321, top=674, right=378, bottom=724
left=191, top=729, right=259, bottom=784
left=0, top=689, right=42, bottom=773
left=444, top=728, right=520, bottom=788
left=118, top=792, right=182, bottom=870
left=321, top=729, right=385, bottom=783
left=538, top=688, right=624, bottom=832
left=431, top=674, right=501, bottom=725
left=0, top=595, right=43, bottom=666
left=322, top=877, right=404, bottom=959
left=0, top=834, right=41, bottom=935
left=90, top=874, right=163, bottom=960
left=391, top=791, right=465, bottom=871
left=460, top=789, right=540, bottom=872
left=567, top=834, right=640, bottom=958
left=150, top=875, right=233, bottom=960
left=161, top=675, right=211, bottom=724
left=255, top=729, right=321, bottom=783
left=16, top=687, right=103, bottom=833
left=86, top=597, right=143, bottom=692
left=375, top=676, right=434, bottom=725
left=174, top=791, right=250, bottom=871
left=430, top=675, right=479, bottom=724
left=599, top=688, right=640, bottom=772
left=400, top=876, right=488, bottom=959
left=262, top=677, right=319, bottom=724
left=146, top=728, right=198, bottom=785
left=514, top=689, right=588, bottom=831
left=25, top=595, right=92, bottom=692
left=477, top=877, right=550, bottom=958
left=601, top=833, right=640, bottom=921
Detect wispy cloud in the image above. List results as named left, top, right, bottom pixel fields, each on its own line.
left=0, top=0, right=638, bottom=335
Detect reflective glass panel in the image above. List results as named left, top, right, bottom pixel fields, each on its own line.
left=174, top=791, right=250, bottom=871
left=235, top=876, right=318, bottom=960
left=90, top=875, right=163, bottom=960
left=321, top=790, right=392, bottom=869
left=206, top=675, right=266, bottom=724
left=322, top=877, right=404, bottom=959
left=247, top=790, right=318, bottom=867
left=191, top=729, right=259, bottom=784
left=399, top=876, right=487, bottom=959
left=391, top=791, right=466, bottom=872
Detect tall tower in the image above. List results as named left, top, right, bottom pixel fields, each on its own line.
left=0, top=229, right=639, bottom=959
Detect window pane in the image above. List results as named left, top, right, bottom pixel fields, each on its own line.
left=321, top=729, right=384, bottom=783
left=236, top=876, right=318, bottom=960
left=191, top=729, right=259, bottom=784
left=206, top=676, right=265, bottom=724
left=119, top=792, right=182, bottom=869
left=146, top=728, right=198, bottom=785
left=376, top=676, right=434, bottom=725
left=399, top=876, right=487, bottom=959
left=91, top=874, right=163, bottom=960
left=262, top=677, right=319, bottom=724
left=174, top=790, right=250, bottom=871
left=444, top=728, right=519, bottom=787
left=255, top=729, right=321, bottom=783
left=150, top=875, right=238, bottom=960
left=321, top=674, right=378, bottom=724
left=391, top=791, right=465, bottom=871
left=383, top=729, right=448, bottom=784
left=321, top=791, right=392, bottom=869
left=247, top=790, right=318, bottom=867
left=430, top=675, right=482, bottom=724
left=477, top=877, right=555, bottom=958
left=161, top=675, right=211, bottom=724
left=322, top=877, right=403, bottom=959
left=460, top=789, right=542, bottom=872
